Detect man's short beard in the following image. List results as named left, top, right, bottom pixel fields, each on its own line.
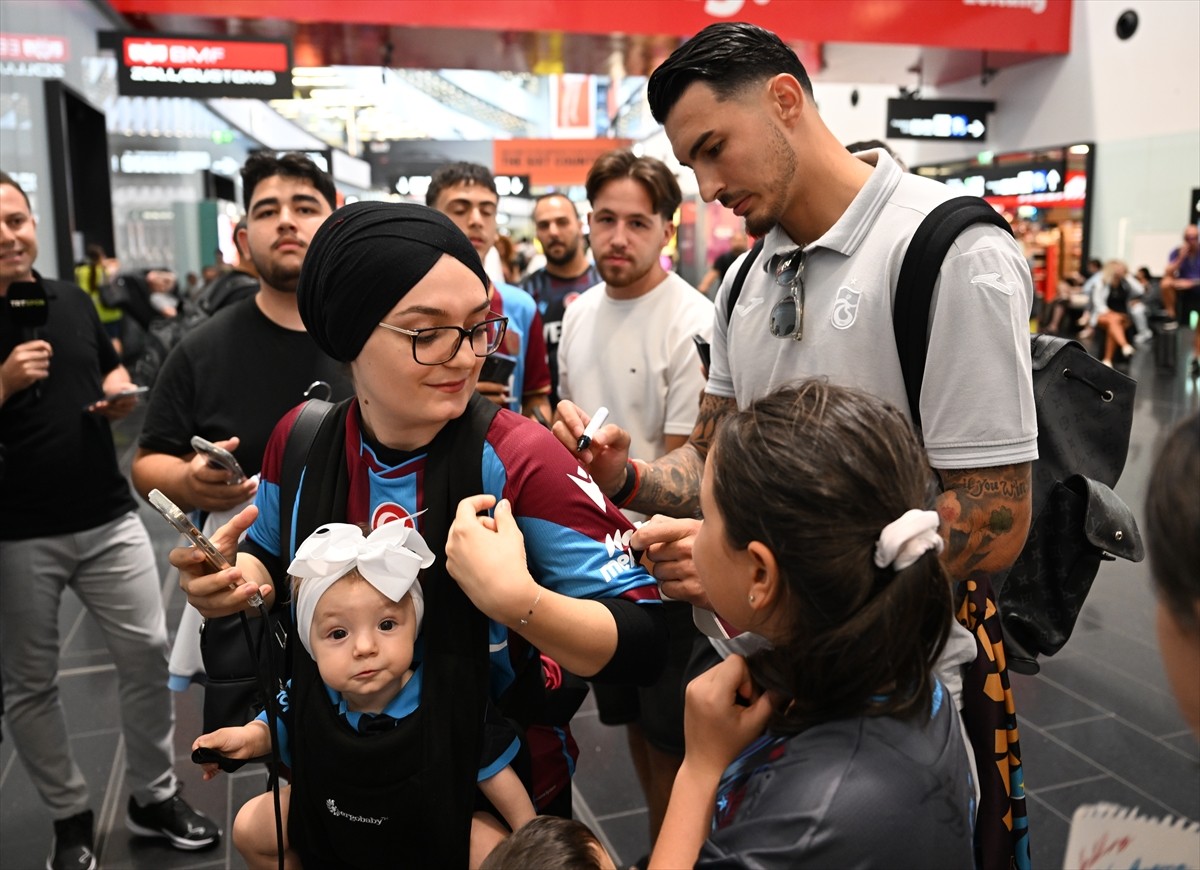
left=544, top=238, right=580, bottom=269
left=250, top=251, right=300, bottom=293
left=744, top=123, right=797, bottom=238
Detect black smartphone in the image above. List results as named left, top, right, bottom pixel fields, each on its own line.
left=692, top=334, right=711, bottom=370
left=479, top=353, right=517, bottom=384
left=190, top=436, right=247, bottom=484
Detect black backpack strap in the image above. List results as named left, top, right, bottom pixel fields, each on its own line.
left=893, top=196, right=1014, bottom=430
left=278, top=398, right=339, bottom=568
left=724, top=237, right=766, bottom=324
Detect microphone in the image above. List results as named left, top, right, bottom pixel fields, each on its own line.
left=7, top=280, right=49, bottom=400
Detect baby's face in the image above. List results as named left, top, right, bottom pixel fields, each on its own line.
left=309, top=576, right=417, bottom=715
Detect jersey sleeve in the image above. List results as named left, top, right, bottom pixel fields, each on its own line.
left=477, top=699, right=521, bottom=782
left=244, top=402, right=306, bottom=562
left=481, top=412, right=659, bottom=606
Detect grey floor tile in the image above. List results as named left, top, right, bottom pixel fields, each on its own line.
left=1036, top=653, right=1191, bottom=738
left=593, top=808, right=650, bottom=869
left=1037, top=776, right=1185, bottom=842
left=1021, top=721, right=1109, bottom=792
left=1026, top=793, right=1073, bottom=870
left=1009, top=670, right=1107, bottom=730
left=1041, top=717, right=1200, bottom=821
left=1163, top=732, right=1200, bottom=761
left=570, top=713, right=646, bottom=818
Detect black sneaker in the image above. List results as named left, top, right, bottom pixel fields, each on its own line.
left=125, top=792, right=220, bottom=851
left=47, top=809, right=97, bottom=870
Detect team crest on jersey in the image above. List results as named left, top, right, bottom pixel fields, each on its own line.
left=831, top=285, right=863, bottom=330
left=372, top=502, right=415, bottom=529
left=563, top=291, right=581, bottom=309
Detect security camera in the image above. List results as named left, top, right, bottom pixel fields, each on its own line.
left=1116, top=10, right=1138, bottom=40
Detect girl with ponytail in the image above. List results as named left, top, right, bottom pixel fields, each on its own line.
left=650, top=380, right=975, bottom=869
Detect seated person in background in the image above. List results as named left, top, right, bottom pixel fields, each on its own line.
left=481, top=817, right=617, bottom=870
left=1161, top=225, right=1200, bottom=377
left=1088, top=259, right=1150, bottom=365
left=194, top=522, right=536, bottom=870
left=1144, top=411, right=1200, bottom=737
left=649, top=381, right=975, bottom=870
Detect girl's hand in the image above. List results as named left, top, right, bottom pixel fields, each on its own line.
left=683, top=654, right=776, bottom=778
left=447, top=495, right=538, bottom=625
left=171, top=505, right=268, bottom=618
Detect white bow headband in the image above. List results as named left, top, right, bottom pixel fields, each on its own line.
left=289, top=521, right=435, bottom=658
left=873, top=509, right=944, bottom=572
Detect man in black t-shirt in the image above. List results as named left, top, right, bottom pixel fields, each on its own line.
left=132, top=153, right=351, bottom=514
left=0, top=171, right=219, bottom=870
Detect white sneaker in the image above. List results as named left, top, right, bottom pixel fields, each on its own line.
left=1134, top=331, right=1153, bottom=346
left=1102, top=359, right=1114, bottom=368
left=1121, top=344, right=1134, bottom=358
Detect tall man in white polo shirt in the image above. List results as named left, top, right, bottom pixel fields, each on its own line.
left=552, top=23, right=1037, bottom=870
left=557, top=149, right=712, bottom=856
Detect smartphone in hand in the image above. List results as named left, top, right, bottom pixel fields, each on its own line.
left=190, top=436, right=247, bottom=484
left=147, top=489, right=264, bottom=608
left=84, top=384, right=148, bottom=411
left=479, top=352, right=517, bottom=384
left=692, top=334, right=711, bottom=370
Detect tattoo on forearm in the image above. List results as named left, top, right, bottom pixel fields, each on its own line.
left=936, top=463, right=1033, bottom=581
left=630, top=393, right=735, bottom=519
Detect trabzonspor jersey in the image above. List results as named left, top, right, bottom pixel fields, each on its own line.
left=248, top=400, right=660, bottom=698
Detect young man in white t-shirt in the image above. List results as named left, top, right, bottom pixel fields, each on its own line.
left=557, top=150, right=712, bottom=858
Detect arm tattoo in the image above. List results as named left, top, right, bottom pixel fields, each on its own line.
left=629, top=393, right=737, bottom=519
left=936, top=462, right=1032, bottom=582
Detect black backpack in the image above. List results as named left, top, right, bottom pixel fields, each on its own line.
left=724, top=197, right=1145, bottom=674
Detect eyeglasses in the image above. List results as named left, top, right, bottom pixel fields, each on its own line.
left=376, top=316, right=509, bottom=366
left=768, top=249, right=806, bottom=341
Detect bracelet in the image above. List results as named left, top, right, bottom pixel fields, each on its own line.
left=518, top=588, right=543, bottom=628
left=612, top=460, right=641, bottom=509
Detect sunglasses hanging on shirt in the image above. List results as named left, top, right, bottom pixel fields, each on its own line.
left=768, top=249, right=806, bottom=341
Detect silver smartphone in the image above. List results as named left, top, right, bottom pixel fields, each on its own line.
left=147, top=489, right=263, bottom=608
left=190, top=436, right=247, bottom=484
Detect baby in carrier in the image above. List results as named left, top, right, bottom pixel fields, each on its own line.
left=192, top=521, right=536, bottom=868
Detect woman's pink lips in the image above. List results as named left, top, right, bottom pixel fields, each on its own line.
left=430, top=379, right=468, bottom=393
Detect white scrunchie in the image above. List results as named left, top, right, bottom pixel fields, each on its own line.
left=873, top=509, right=944, bottom=571
left=289, top=522, right=434, bottom=658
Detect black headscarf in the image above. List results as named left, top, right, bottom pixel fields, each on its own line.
left=297, top=201, right=489, bottom=362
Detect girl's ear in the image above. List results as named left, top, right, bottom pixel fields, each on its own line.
left=745, top=540, right=784, bottom=634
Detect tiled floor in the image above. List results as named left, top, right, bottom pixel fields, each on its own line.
left=2, top=333, right=1198, bottom=870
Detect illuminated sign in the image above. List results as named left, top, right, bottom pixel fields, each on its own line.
left=0, top=32, right=68, bottom=78
left=393, top=175, right=530, bottom=199
left=886, top=99, right=996, bottom=142
left=103, top=32, right=292, bottom=99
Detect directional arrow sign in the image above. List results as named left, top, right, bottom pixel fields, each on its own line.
left=1046, top=169, right=1061, bottom=191
left=968, top=119, right=986, bottom=138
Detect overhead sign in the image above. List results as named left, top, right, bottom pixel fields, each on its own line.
left=103, top=32, right=292, bottom=99
left=887, top=99, right=996, bottom=142
left=108, top=0, right=1073, bottom=55
left=494, top=139, right=632, bottom=187
left=0, top=32, right=68, bottom=78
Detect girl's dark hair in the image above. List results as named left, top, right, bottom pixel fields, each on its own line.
left=1145, top=411, right=1200, bottom=632
left=709, top=380, right=953, bottom=732
left=479, top=817, right=608, bottom=870
left=647, top=22, right=814, bottom=124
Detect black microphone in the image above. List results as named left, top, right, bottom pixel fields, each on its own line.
left=7, top=280, right=49, bottom=400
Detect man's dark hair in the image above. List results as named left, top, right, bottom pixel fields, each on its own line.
left=1145, top=411, right=1200, bottom=632
left=240, top=152, right=336, bottom=211
left=426, top=162, right=497, bottom=207
left=0, top=170, right=32, bottom=211
left=647, top=22, right=814, bottom=124
left=479, top=817, right=608, bottom=870
left=585, top=150, right=681, bottom=222
left=532, top=191, right=576, bottom=216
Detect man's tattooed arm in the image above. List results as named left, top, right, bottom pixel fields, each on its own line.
left=628, top=392, right=738, bottom=519
left=935, top=462, right=1033, bottom=582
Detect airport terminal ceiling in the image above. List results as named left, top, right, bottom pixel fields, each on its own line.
left=108, top=0, right=1070, bottom=84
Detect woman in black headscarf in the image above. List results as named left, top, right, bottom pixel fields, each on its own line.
left=172, top=203, right=667, bottom=868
